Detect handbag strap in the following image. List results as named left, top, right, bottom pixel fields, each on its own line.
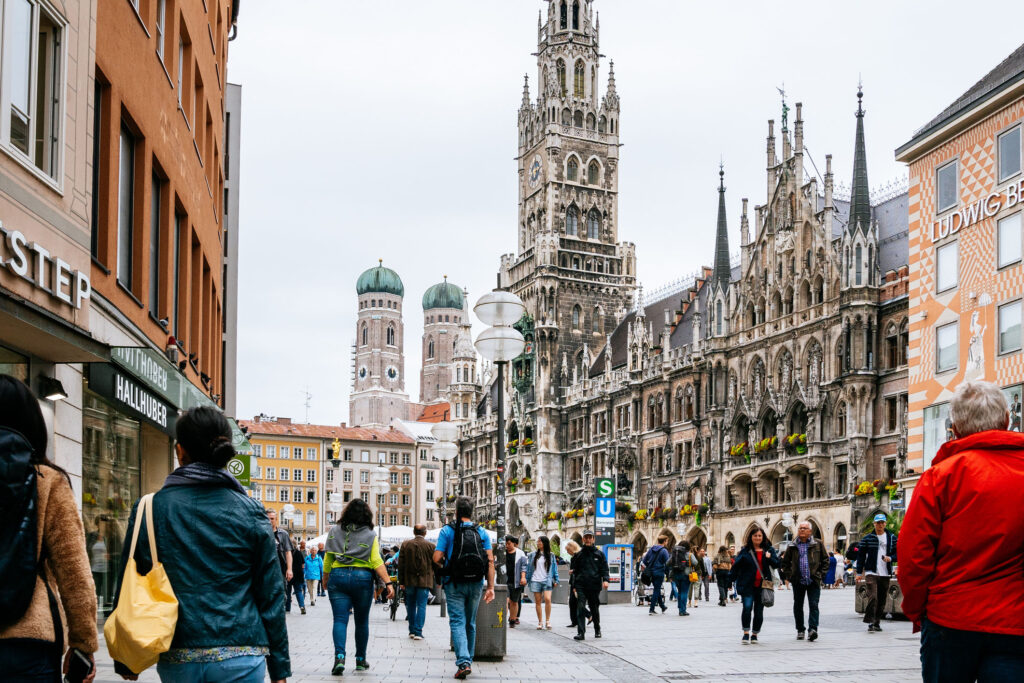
left=128, top=494, right=159, bottom=564
left=751, top=548, right=764, bottom=582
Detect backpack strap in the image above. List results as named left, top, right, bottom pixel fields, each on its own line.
left=37, top=544, right=63, bottom=657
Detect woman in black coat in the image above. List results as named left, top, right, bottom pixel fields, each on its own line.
left=727, top=526, right=780, bottom=644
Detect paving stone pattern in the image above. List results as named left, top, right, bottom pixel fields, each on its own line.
left=93, top=587, right=922, bottom=682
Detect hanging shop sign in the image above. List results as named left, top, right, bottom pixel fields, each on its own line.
left=930, top=178, right=1024, bottom=243
left=0, top=223, right=91, bottom=308
left=87, top=363, right=176, bottom=436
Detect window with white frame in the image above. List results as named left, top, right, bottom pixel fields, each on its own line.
left=325, top=468, right=333, bottom=482
left=360, top=492, right=368, bottom=502
left=306, top=489, right=316, bottom=503
left=420, top=449, right=427, bottom=460
left=1, top=0, right=64, bottom=181
left=292, top=468, right=301, bottom=481
left=307, top=447, right=317, bottom=460
left=307, top=510, right=316, bottom=528
left=402, top=494, right=410, bottom=506
left=360, top=471, right=368, bottom=483
left=265, top=467, right=276, bottom=480
left=426, top=489, right=434, bottom=501
left=937, top=161, right=958, bottom=212
left=389, top=493, right=398, bottom=505
left=155, top=0, right=167, bottom=58
left=343, top=469, right=353, bottom=483
left=402, top=515, right=409, bottom=526
left=306, top=469, right=316, bottom=482
left=343, top=449, right=352, bottom=461
left=389, top=472, right=398, bottom=484
left=936, top=241, right=959, bottom=293
left=936, top=322, right=958, bottom=373
left=292, top=488, right=302, bottom=503
left=402, top=473, right=410, bottom=486
left=279, top=469, right=289, bottom=481
left=253, top=444, right=262, bottom=456
left=253, top=485, right=262, bottom=501
left=361, top=450, right=369, bottom=462
left=265, top=486, right=276, bottom=502
left=998, top=125, right=1021, bottom=183
left=998, top=301, right=1022, bottom=355
left=426, top=471, right=435, bottom=483
left=402, top=453, right=410, bottom=465
left=266, top=445, right=276, bottom=458
left=253, top=466, right=262, bottom=479
left=280, top=446, right=290, bottom=459
left=389, top=514, right=397, bottom=526
left=426, top=509, right=434, bottom=521
left=998, top=213, right=1022, bottom=269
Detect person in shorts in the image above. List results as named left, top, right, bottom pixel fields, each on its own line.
left=504, top=535, right=527, bottom=627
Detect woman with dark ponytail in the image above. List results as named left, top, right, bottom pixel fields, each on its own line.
left=112, top=406, right=290, bottom=682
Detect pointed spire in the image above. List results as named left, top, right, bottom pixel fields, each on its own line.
left=607, top=60, right=616, bottom=94
left=712, top=163, right=731, bottom=292
left=521, top=73, right=531, bottom=108
left=849, top=85, right=871, bottom=234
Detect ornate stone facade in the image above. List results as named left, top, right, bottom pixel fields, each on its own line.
left=455, top=1, right=910, bottom=554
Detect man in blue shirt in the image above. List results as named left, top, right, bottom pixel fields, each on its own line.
left=433, top=496, right=495, bottom=680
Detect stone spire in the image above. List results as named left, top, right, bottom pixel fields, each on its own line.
left=712, top=163, right=731, bottom=292
left=849, top=85, right=871, bottom=234
left=521, top=73, right=531, bottom=109
left=604, top=60, right=619, bottom=111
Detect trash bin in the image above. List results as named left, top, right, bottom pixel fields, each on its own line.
left=474, top=584, right=507, bottom=660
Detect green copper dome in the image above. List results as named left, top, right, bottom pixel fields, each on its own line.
left=356, top=261, right=404, bottom=297
left=422, top=280, right=464, bottom=310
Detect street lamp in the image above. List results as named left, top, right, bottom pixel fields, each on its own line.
left=474, top=289, right=525, bottom=583
left=431, top=422, right=459, bottom=526
left=282, top=503, right=296, bottom=538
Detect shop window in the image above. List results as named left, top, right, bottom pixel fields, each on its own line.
left=936, top=241, right=958, bottom=293
left=936, top=161, right=958, bottom=212
left=998, top=125, right=1021, bottom=183
left=936, top=322, right=958, bottom=373
left=998, top=301, right=1022, bottom=355
left=998, top=213, right=1022, bottom=269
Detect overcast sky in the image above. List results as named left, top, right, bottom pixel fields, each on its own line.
left=229, top=1, right=1023, bottom=426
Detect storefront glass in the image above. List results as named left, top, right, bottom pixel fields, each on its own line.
left=922, top=402, right=954, bottom=470
left=1004, top=384, right=1023, bottom=432
left=81, top=392, right=141, bottom=621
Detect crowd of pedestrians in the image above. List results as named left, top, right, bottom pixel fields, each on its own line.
left=3, top=374, right=1023, bottom=682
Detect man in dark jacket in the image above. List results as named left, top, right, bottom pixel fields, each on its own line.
left=781, top=521, right=829, bottom=641
left=289, top=543, right=306, bottom=614
left=856, top=513, right=898, bottom=632
left=640, top=535, right=670, bottom=614
left=398, top=525, right=436, bottom=640
left=899, top=380, right=1024, bottom=681
left=571, top=531, right=609, bottom=640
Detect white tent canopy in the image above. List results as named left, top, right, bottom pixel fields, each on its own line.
left=425, top=526, right=498, bottom=544
left=308, top=525, right=498, bottom=551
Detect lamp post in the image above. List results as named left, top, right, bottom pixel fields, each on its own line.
left=430, top=424, right=459, bottom=618
left=373, top=458, right=389, bottom=547
left=282, top=503, right=296, bottom=539
left=473, top=290, right=526, bottom=584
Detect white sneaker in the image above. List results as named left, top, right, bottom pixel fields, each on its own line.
left=410, top=635, right=423, bottom=641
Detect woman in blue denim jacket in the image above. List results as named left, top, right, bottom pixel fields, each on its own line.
left=525, top=536, right=560, bottom=630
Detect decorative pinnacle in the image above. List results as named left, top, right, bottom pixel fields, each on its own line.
left=378, top=258, right=383, bottom=266
left=856, top=83, right=864, bottom=117
left=719, top=159, right=725, bottom=191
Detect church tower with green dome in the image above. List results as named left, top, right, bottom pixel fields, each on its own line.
left=420, top=277, right=465, bottom=404
left=350, top=260, right=409, bottom=427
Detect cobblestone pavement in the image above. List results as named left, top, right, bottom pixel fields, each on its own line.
left=93, top=586, right=922, bottom=682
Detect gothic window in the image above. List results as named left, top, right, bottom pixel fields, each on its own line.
left=716, top=300, right=723, bottom=335
left=885, top=323, right=899, bottom=369
left=868, top=245, right=874, bottom=285
left=427, top=338, right=435, bottom=359
left=586, top=208, right=600, bottom=239
left=855, top=244, right=863, bottom=285
left=586, top=113, right=596, bottom=130
left=899, top=319, right=909, bottom=366
left=574, top=60, right=585, bottom=98
left=386, top=325, right=395, bottom=346
left=588, top=160, right=599, bottom=184
left=598, top=115, right=607, bottom=133
left=836, top=402, right=847, bottom=437
left=814, top=275, right=824, bottom=304
left=571, top=305, right=581, bottom=329
left=610, top=119, right=615, bottom=134
left=574, top=110, right=584, bottom=128
left=565, top=205, right=579, bottom=235
left=684, top=386, right=694, bottom=420
left=361, top=324, right=367, bottom=346
left=559, top=1, right=567, bottom=29
left=567, top=157, right=579, bottom=182
left=556, top=59, right=566, bottom=96
left=562, top=107, right=571, bottom=125
left=572, top=0, right=580, bottom=29
left=591, top=307, right=601, bottom=334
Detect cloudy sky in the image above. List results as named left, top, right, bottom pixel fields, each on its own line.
left=229, top=1, right=1022, bottom=426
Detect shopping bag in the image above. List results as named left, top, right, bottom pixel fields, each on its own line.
left=103, top=494, right=178, bottom=674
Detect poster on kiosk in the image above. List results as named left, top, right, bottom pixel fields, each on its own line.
left=604, top=545, right=633, bottom=592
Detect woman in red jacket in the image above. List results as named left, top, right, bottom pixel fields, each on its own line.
left=899, top=380, right=1024, bottom=682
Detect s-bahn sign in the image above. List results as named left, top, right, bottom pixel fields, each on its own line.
left=595, top=477, right=616, bottom=545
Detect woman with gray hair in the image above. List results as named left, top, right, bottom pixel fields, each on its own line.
left=899, top=380, right=1024, bottom=681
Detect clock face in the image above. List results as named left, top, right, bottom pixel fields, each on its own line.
left=528, top=155, right=542, bottom=189
left=386, top=366, right=399, bottom=381
left=358, top=366, right=367, bottom=380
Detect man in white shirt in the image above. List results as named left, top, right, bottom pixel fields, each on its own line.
left=856, top=513, right=897, bottom=632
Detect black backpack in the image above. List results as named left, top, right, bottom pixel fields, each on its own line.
left=0, top=428, right=44, bottom=630
left=445, top=522, right=487, bottom=583
left=670, top=546, right=690, bottom=574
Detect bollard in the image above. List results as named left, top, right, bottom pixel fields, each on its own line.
left=473, top=584, right=507, bottom=660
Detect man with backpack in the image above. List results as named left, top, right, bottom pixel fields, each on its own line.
left=433, top=496, right=495, bottom=680
left=571, top=531, right=609, bottom=641
left=667, top=540, right=697, bottom=616
left=640, top=535, right=671, bottom=614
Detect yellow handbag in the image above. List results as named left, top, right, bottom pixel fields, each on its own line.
left=689, top=571, right=700, bottom=583
left=104, top=493, right=179, bottom=674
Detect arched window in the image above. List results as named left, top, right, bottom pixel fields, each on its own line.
left=586, top=208, right=600, bottom=239
left=592, top=307, right=601, bottom=334
left=573, top=110, right=584, bottom=128
left=588, top=160, right=599, bottom=184
left=386, top=325, right=395, bottom=346
left=556, top=59, right=566, bottom=97
left=855, top=244, right=863, bottom=285
left=572, top=0, right=580, bottom=29
left=836, top=402, right=847, bottom=437
left=716, top=300, right=723, bottom=335
left=598, top=115, right=607, bottom=133
left=565, top=205, right=579, bottom=235
left=572, top=305, right=581, bottom=329
left=567, top=156, right=579, bottom=181
left=361, top=324, right=367, bottom=346
left=561, top=107, right=571, bottom=125
left=586, top=112, right=595, bottom=130
left=559, top=1, right=567, bottom=29
left=427, top=338, right=435, bottom=359
left=574, top=60, right=585, bottom=98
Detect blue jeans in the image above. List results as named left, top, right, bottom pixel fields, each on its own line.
left=649, top=572, right=666, bottom=612
left=286, top=580, right=305, bottom=610
left=405, top=585, right=429, bottom=636
left=921, top=618, right=1024, bottom=682
left=445, top=581, right=483, bottom=667
left=327, top=568, right=374, bottom=660
left=672, top=576, right=690, bottom=614
left=156, top=655, right=266, bottom=683
left=741, top=591, right=764, bottom=633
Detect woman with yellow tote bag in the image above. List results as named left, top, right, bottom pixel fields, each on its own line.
left=104, top=493, right=178, bottom=673
left=110, top=407, right=290, bottom=683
